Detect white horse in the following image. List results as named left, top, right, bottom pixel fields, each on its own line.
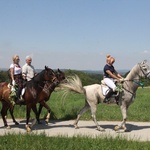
left=60, top=60, right=150, bottom=132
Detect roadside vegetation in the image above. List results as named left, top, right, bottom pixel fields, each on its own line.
left=0, top=133, right=150, bottom=150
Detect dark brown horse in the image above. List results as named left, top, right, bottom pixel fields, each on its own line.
left=0, top=66, right=58, bottom=132
left=37, top=68, right=65, bottom=124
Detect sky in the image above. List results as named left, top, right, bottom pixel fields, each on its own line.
left=0, top=0, right=150, bottom=71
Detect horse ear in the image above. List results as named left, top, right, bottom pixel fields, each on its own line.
left=140, top=60, right=148, bottom=70
left=58, top=68, right=60, bottom=72
left=45, top=66, right=48, bottom=70
left=141, top=60, right=147, bottom=64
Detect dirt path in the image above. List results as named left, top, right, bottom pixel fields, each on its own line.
left=0, top=119, right=150, bottom=141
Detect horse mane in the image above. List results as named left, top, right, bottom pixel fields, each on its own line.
left=25, top=69, right=47, bottom=88
left=33, top=69, right=45, bottom=82
left=32, top=66, right=54, bottom=82
left=125, top=64, right=139, bottom=81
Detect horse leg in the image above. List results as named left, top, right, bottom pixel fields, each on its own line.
left=1, top=102, right=10, bottom=129
left=114, top=104, right=128, bottom=132
left=90, top=104, right=105, bottom=132
left=9, top=106, right=19, bottom=125
left=39, top=101, right=51, bottom=125
left=73, top=102, right=90, bottom=129
left=25, top=105, right=32, bottom=132
left=37, top=103, right=44, bottom=124
left=30, top=105, right=38, bottom=128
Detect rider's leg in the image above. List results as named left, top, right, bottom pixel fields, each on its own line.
left=103, top=78, right=116, bottom=103
left=16, top=87, right=24, bottom=102
left=103, top=88, right=114, bottom=103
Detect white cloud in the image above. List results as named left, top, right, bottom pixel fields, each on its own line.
left=143, top=50, right=149, bottom=54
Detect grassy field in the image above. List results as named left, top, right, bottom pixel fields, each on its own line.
left=9, top=87, right=150, bottom=122
left=0, top=133, right=150, bottom=150
left=0, top=88, right=150, bottom=149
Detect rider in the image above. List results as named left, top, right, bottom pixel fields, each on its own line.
left=22, top=56, right=36, bottom=81
left=103, top=54, right=124, bottom=103
left=9, top=54, right=24, bottom=102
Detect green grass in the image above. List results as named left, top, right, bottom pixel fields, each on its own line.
left=44, top=88, right=150, bottom=121
left=0, top=88, right=150, bottom=149
left=4, top=88, right=150, bottom=122
left=0, top=133, right=150, bottom=150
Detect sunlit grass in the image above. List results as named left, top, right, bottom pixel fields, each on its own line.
left=0, top=133, right=150, bottom=150
left=2, top=88, right=150, bottom=122
left=0, top=88, right=150, bottom=149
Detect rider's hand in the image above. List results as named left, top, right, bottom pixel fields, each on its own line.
left=12, top=80, right=16, bottom=86
left=119, top=78, right=124, bottom=83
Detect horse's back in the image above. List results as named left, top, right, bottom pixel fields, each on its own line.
left=0, top=82, right=10, bottom=100
left=0, top=82, right=9, bottom=90
left=83, top=84, right=103, bottom=101
left=84, top=84, right=101, bottom=91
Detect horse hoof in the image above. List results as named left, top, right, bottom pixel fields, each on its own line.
left=38, top=121, right=42, bottom=124
left=74, top=125, right=79, bottom=129
left=97, top=128, right=105, bottom=132
left=27, top=127, right=31, bottom=132
left=45, top=120, right=49, bottom=125
left=114, top=125, right=120, bottom=131
left=6, top=126, right=11, bottom=129
left=26, top=125, right=31, bottom=132
left=14, top=121, right=19, bottom=125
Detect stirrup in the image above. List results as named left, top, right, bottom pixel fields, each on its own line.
left=19, top=96, right=24, bottom=102
left=103, top=98, right=109, bottom=103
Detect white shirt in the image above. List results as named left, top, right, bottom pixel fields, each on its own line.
left=10, top=64, right=22, bottom=75
left=22, top=63, right=36, bottom=81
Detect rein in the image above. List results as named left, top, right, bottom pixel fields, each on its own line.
left=35, top=78, right=57, bottom=92
left=133, top=80, right=144, bottom=88
left=122, top=84, right=136, bottom=98
left=43, top=81, right=56, bottom=92
left=123, top=79, right=144, bottom=88
left=120, top=63, right=148, bottom=96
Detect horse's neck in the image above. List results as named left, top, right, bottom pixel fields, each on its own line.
left=34, top=71, right=45, bottom=83
left=45, top=81, right=56, bottom=91
left=125, top=64, right=140, bottom=81
left=124, top=64, right=140, bottom=92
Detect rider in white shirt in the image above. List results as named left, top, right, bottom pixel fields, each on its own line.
left=22, top=56, right=36, bottom=81
left=9, top=54, right=23, bottom=102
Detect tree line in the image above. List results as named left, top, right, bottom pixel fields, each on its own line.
left=0, top=69, right=150, bottom=87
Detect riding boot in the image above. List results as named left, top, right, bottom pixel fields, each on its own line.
left=17, top=88, right=24, bottom=102
left=103, top=89, right=114, bottom=103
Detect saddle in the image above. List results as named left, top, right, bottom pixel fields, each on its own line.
left=102, top=79, right=123, bottom=96
left=7, top=83, right=25, bottom=104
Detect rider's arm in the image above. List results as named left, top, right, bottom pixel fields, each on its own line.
left=114, top=70, right=124, bottom=79
left=22, top=65, right=27, bottom=80
left=106, top=70, right=120, bottom=80
left=10, top=67, right=14, bottom=81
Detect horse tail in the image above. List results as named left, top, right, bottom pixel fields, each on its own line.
left=60, top=75, right=85, bottom=94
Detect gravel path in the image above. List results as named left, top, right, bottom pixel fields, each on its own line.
left=0, top=119, right=150, bottom=141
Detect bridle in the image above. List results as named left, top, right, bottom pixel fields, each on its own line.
left=120, top=62, right=150, bottom=96
left=37, top=70, right=58, bottom=90
left=138, top=63, right=150, bottom=79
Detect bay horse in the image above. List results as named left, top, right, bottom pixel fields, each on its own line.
left=60, top=60, right=150, bottom=132
left=37, top=68, right=65, bottom=124
left=0, top=66, right=58, bottom=132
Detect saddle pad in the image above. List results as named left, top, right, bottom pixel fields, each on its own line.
left=101, top=85, right=109, bottom=96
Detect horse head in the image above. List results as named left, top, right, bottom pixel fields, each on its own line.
left=44, top=66, right=59, bottom=84
left=138, top=60, right=150, bottom=79
left=56, top=68, right=65, bottom=82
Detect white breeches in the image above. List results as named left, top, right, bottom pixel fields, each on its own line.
left=21, top=88, right=25, bottom=96
left=103, top=78, right=116, bottom=91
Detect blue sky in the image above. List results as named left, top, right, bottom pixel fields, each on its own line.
left=0, top=0, right=150, bottom=70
